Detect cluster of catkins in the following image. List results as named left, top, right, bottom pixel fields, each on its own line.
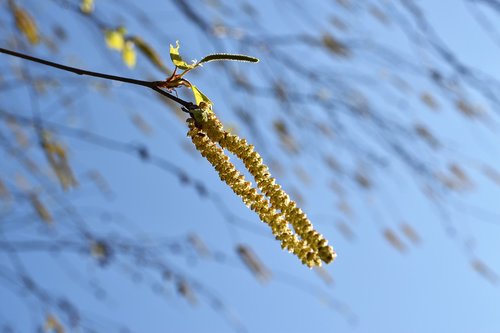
left=187, top=109, right=336, bottom=267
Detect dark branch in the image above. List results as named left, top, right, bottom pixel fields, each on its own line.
left=0, top=47, right=195, bottom=111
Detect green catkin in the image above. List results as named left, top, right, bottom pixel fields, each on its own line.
left=187, top=112, right=336, bottom=267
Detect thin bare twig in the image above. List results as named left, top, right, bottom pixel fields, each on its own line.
left=0, top=47, right=195, bottom=110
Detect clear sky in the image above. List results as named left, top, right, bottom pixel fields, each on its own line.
left=0, top=1, right=499, bottom=333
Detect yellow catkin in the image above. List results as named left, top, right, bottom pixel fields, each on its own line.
left=44, top=314, right=64, bottom=333
left=187, top=112, right=336, bottom=267
left=40, top=132, right=78, bottom=190
left=80, top=0, right=94, bottom=14
left=201, top=112, right=336, bottom=263
left=11, top=2, right=40, bottom=45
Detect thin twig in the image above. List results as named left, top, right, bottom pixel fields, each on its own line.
left=0, top=47, right=195, bottom=111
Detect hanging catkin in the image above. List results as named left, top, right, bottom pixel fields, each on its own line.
left=187, top=110, right=336, bottom=267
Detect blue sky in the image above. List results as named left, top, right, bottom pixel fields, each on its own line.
left=1, top=0, right=500, bottom=332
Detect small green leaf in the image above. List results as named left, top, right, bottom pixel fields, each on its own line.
left=190, top=85, right=212, bottom=123
left=105, top=28, right=125, bottom=51
left=169, top=41, right=196, bottom=70
left=122, top=40, right=137, bottom=68
left=199, top=53, right=259, bottom=65
left=190, top=84, right=212, bottom=106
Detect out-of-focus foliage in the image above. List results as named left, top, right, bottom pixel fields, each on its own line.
left=9, top=0, right=39, bottom=45
left=1, top=0, right=500, bottom=332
